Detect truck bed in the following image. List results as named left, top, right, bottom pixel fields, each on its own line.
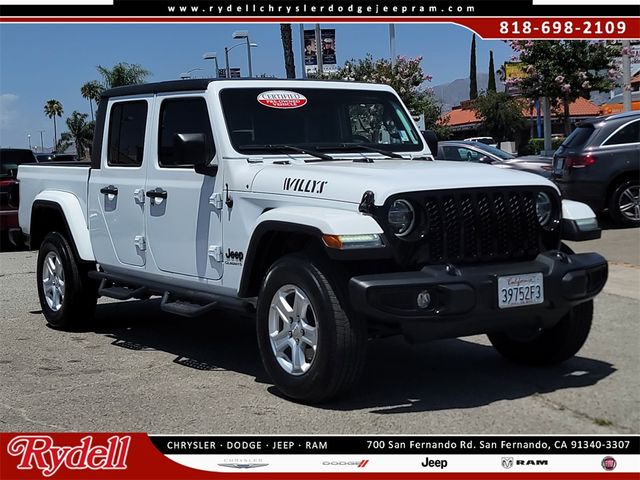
left=17, top=163, right=91, bottom=236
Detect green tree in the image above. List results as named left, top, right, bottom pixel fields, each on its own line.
left=96, top=62, right=151, bottom=88
left=509, top=40, right=620, bottom=134
left=488, top=50, right=497, bottom=92
left=280, top=24, right=296, bottom=79
left=469, top=34, right=478, bottom=100
left=80, top=80, right=104, bottom=121
left=473, top=90, right=526, bottom=143
left=43, top=99, right=63, bottom=152
left=55, top=132, right=73, bottom=154
left=61, top=111, right=94, bottom=160
left=312, top=55, right=448, bottom=137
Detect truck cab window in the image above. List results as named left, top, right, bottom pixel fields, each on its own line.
left=158, top=98, right=215, bottom=168
left=107, top=101, right=148, bottom=167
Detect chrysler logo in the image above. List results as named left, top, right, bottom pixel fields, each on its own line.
left=218, top=463, right=268, bottom=469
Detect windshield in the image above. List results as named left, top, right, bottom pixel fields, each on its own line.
left=220, top=88, right=423, bottom=155
left=473, top=143, right=515, bottom=160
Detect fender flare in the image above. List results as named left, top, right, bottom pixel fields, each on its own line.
left=562, top=199, right=597, bottom=221
left=560, top=199, right=601, bottom=242
left=238, top=207, right=384, bottom=297
left=32, top=191, right=95, bottom=261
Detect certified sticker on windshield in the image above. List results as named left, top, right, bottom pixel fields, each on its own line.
left=257, top=90, right=307, bottom=109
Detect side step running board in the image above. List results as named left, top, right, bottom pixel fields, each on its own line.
left=88, top=270, right=255, bottom=315
left=98, top=279, right=148, bottom=300
left=160, top=292, right=219, bottom=318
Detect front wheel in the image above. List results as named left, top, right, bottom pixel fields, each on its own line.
left=488, top=300, right=593, bottom=366
left=256, top=254, right=366, bottom=403
left=36, top=232, right=98, bottom=330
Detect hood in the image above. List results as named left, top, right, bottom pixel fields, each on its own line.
left=250, top=159, right=558, bottom=205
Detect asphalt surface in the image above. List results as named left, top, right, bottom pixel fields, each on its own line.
left=1, top=227, right=638, bottom=434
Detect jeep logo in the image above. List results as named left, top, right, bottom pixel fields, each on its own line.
left=225, top=249, right=244, bottom=262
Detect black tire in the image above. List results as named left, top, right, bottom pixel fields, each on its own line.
left=256, top=254, right=366, bottom=403
left=488, top=300, right=593, bottom=366
left=36, top=232, right=98, bottom=330
left=608, top=178, right=640, bottom=227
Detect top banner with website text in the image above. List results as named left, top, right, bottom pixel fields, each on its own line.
left=0, top=0, right=639, bottom=39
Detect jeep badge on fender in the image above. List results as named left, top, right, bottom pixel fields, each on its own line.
left=14, top=79, right=607, bottom=403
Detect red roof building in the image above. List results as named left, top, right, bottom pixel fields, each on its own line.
left=441, top=97, right=601, bottom=136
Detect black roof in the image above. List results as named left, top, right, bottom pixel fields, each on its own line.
left=100, top=78, right=365, bottom=100
left=101, top=79, right=213, bottom=99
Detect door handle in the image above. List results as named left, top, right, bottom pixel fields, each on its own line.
left=100, top=185, right=118, bottom=196
left=146, top=188, right=168, bottom=200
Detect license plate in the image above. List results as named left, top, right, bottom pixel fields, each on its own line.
left=498, top=273, right=544, bottom=309
left=554, top=158, right=564, bottom=174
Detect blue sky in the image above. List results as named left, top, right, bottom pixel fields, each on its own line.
left=0, top=23, right=514, bottom=149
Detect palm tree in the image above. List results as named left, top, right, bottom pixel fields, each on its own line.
left=96, top=62, right=150, bottom=88
left=43, top=99, right=63, bottom=152
left=80, top=80, right=103, bottom=121
left=64, top=111, right=94, bottom=159
left=280, top=24, right=296, bottom=79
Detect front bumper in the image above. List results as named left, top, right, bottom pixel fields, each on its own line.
left=349, top=251, right=607, bottom=342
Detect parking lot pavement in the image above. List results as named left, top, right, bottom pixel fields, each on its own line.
left=1, top=230, right=638, bottom=435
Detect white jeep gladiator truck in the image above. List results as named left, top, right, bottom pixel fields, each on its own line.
left=15, top=79, right=608, bottom=403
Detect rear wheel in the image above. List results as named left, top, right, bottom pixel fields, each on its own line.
left=488, top=300, right=593, bottom=366
left=609, top=178, right=640, bottom=227
left=36, top=232, right=98, bottom=330
left=256, top=254, right=366, bottom=403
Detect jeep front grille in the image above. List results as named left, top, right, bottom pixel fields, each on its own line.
left=379, top=188, right=553, bottom=266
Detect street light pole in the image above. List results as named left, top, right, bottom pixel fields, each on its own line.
left=179, top=67, right=204, bottom=79
left=39, top=130, right=44, bottom=151
left=28, top=134, right=32, bottom=150
left=225, top=41, right=258, bottom=78
left=202, top=52, right=220, bottom=78
left=232, top=31, right=254, bottom=78
left=246, top=36, right=253, bottom=78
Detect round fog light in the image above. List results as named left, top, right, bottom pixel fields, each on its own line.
left=417, top=290, right=431, bottom=309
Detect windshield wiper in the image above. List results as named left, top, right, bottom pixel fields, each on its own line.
left=316, top=143, right=405, bottom=159
left=238, top=144, right=336, bottom=162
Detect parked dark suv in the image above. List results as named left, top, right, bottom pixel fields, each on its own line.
left=0, top=148, right=36, bottom=238
left=553, top=111, right=640, bottom=227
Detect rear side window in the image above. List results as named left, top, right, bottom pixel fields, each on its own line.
left=158, top=98, right=215, bottom=168
left=603, top=120, right=640, bottom=146
left=107, top=101, right=148, bottom=167
left=562, top=126, right=594, bottom=148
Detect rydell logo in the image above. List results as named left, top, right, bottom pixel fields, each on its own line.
left=7, top=435, right=130, bottom=477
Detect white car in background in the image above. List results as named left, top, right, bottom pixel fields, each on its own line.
left=464, top=136, right=498, bottom=147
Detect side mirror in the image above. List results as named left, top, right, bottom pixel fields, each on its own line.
left=421, top=130, right=438, bottom=156
left=173, top=133, right=218, bottom=176
left=479, top=155, right=493, bottom=164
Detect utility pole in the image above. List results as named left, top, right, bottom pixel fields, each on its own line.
left=39, top=130, right=45, bottom=151
left=389, top=24, right=396, bottom=66
left=315, top=24, right=323, bottom=75
left=622, top=40, right=632, bottom=112
left=299, top=24, right=306, bottom=79
left=543, top=97, right=552, bottom=153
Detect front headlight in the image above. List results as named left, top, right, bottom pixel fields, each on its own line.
left=536, top=192, right=553, bottom=226
left=388, top=199, right=415, bottom=237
